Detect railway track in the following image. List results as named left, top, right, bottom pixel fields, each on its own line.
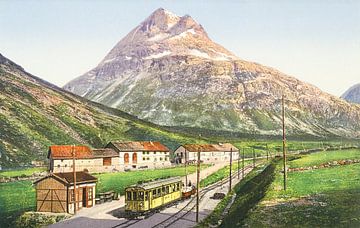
left=151, top=164, right=256, bottom=228
left=112, top=161, right=264, bottom=228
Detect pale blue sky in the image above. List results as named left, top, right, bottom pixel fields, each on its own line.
left=0, top=0, right=359, bottom=96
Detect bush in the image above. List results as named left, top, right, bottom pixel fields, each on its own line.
left=220, top=159, right=279, bottom=227
left=16, top=212, right=71, bottom=228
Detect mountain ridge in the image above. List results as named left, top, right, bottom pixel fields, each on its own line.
left=341, top=83, right=360, bottom=104
left=63, top=8, right=360, bottom=138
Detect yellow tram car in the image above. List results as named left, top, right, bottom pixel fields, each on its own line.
left=125, top=177, right=183, bottom=216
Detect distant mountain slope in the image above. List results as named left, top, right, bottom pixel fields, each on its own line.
left=0, top=53, right=203, bottom=168
left=64, top=8, right=360, bottom=138
left=341, top=84, right=360, bottom=104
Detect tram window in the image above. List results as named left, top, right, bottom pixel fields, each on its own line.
left=133, top=192, right=137, bottom=200
left=157, top=188, right=161, bottom=197
left=145, top=191, right=149, bottom=200
left=139, top=191, right=144, bottom=200
left=127, top=191, right=131, bottom=200
left=152, top=189, right=156, bottom=198
left=176, top=183, right=180, bottom=191
left=172, top=184, right=176, bottom=192
left=166, top=186, right=169, bottom=194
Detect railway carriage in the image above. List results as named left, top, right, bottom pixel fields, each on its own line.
left=125, top=177, right=183, bottom=216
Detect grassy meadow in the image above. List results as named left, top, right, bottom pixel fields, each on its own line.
left=0, top=167, right=46, bottom=178
left=242, top=149, right=360, bottom=227
left=95, top=164, right=209, bottom=194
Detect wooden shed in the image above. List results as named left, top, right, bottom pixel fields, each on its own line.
left=34, top=171, right=97, bottom=214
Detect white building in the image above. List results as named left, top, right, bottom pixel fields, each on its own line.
left=105, top=141, right=171, bottom=169
left=173, top=143, right=239, bottom=164
left=48, top=145, right=120, bottom=173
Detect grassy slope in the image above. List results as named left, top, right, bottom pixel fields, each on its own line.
left=0, top=59, right=207, bottom=168
left=290, top=149, right=360, bottom=168
left=243, top=149, right=360, bottom=227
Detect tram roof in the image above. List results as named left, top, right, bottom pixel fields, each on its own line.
left=127, top=177, right=182, bottom=190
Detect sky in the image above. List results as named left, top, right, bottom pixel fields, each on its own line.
left=0, top=0, right=359, bottom=96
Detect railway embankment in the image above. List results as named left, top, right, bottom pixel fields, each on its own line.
left=198, top=159, right=279, bottom=227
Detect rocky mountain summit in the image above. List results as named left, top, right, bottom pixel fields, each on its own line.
left=64, top=8, right=360, bottom=138
left=341, top=84, right=360, bottom=104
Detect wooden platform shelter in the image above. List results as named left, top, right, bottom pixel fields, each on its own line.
left=34, top=171, right=97, bottom=214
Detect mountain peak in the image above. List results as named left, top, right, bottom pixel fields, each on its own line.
left=141, top=8, right=180, bottom=32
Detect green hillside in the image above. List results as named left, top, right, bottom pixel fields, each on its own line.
left=0, top=54, right=205, bottom=168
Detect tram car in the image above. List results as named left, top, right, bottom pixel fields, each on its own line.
left=125, top=177, right=195, bottom=217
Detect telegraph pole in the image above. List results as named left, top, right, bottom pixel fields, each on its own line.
left=229, top=147, right=233, bottom=193
left=185, top=149, right=188, bottom=187
left=237, top=148, right=240, bottom=179
left=282, top=95, right=287, bottom=191
left=242, top=148, right=245, bottom=178
left=253, top=148, right=256, bottom=168
left=72, top=145, right=77, bottom=214
left=196, top=147, right=201, bottom=223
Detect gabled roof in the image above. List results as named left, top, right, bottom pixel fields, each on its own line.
left=47, top=145, right=92, bottom=159
left=34, top=171, right=97, bottom=186
left=181, top=143, right=239, bottom=152
left=92, top=148, right=118, bottom=158
left=107, top=141, right=169, bottom=152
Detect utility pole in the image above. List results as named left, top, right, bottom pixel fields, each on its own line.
left=229, top=147, right=233, bottom=193
left=253, top=148, right=256, bottom=168
left=266, top=144, right=269, bottom=161
left=282, top=95, right=287, bottom=191
left=185, top=149, right=188, bottom=187
left=196, top=147, right=201, bottom=223
left=237, top=148, right=240, bottom=179
left=72, top=145, right=77, bottom=215
left=242, top=148, right=245, bottom=178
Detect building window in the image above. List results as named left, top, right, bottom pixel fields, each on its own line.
left=70, top=189, right=75, bottom=202
left=142, top=152, right=145, bottom=154
left=143, top=157, right=146, bottom=161
left=57, top=164, right=60, bottom=168
left=165, top=157, right=168, bottom=161
left=65, top=164, right=67, bottom=167
left=88, top=187, right=93, bottom=201
left=147, top=157, right=150, bottom=160
left=160, top=157, right=163, bottom=161
left=103, top=157, right=112, bottom=166
left=154, top=152, right=156, bottom=154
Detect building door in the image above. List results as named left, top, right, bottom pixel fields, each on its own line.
left=82, top=188, right=87, bottom=207
left=133, top=153, right=137, bottom=164
left=124, top=153, right=129, bottom=164
left=87, top=187, right=93, bottom=207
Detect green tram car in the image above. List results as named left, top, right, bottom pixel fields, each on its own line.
left=125, top=177, right=183, bottom=216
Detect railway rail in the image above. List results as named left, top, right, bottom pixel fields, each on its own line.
left=112, top=161, right=264, bottom=228
left=151, top=164, right=257, bottom=228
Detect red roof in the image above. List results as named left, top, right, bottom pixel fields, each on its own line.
left=48, top=145, right=93, bottom=159
left=107, top=141, right=169, bottom=152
